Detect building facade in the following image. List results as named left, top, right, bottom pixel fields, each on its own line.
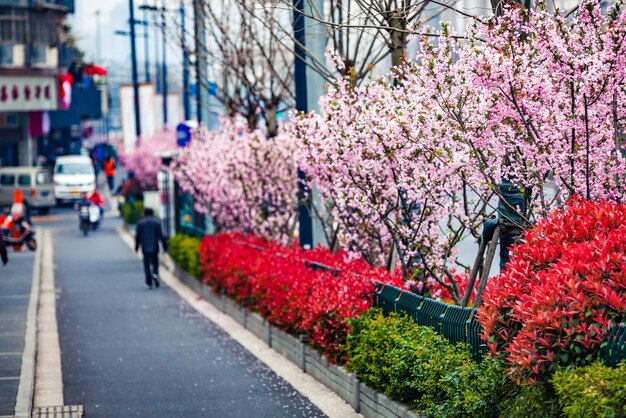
left=0, top=0, right=74, bottom=167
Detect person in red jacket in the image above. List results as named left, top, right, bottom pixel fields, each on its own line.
left=88, top=188, right=105, bottom=217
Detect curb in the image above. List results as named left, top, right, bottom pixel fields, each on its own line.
left=34, top=229, right=64, bottom=408
left=116, top=227, right=361, bottom=418
left=169, top=263, right=421, bottom=418
left=117, top=225, right=419, bottom=418
left=13, top=231, right=42, bottom=418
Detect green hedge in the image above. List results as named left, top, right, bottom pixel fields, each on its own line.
left=345, top=309, right=507, bottom=417
left=552, top=361, right=626, bottom=418
left=168, top=233, right=202, bottom=279
left=121, top=200, right=144, bottom=225
left=497, top=382, right=561, bottom=418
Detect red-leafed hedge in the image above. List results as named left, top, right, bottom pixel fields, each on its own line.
left=199, top=232, right=404, bottom=362
left=478, top=197, right=626, bottom=382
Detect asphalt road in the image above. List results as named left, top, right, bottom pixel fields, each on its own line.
left=43, top=207, right=326, bottom=418
left=0, top=251, right=34, bottom=416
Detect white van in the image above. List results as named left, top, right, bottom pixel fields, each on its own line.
left=0, top=167, right=55, bottom=214
left=53, top=155, right=96, bottom=204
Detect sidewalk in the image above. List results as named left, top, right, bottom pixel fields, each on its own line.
left=0, top=250, right=36, bottom=418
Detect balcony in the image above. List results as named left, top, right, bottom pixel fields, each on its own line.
left=0, top=0, right=74, bottom=12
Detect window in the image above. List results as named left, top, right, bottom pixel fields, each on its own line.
left=0, top=174, right=15, bottom=186
left=55, top=163, right=92, bottom=175
left=18, top=174, right=31, bottom=186
left=36, top=171, right=52, bottom=185
left=28, top=11, right=57, bottom=46
left=0, top=8, right=26, bottom=44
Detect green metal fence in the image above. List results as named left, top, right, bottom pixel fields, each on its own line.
left=179, top=223, right=206, bottom=238
left=374, top=282, right=626, bottom=365
left=373, top=282, right=487, bottom=360
left=599, top=323, right=626, bottom=367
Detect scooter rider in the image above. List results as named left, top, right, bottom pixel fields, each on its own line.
left=75, top=192, right=91, bottom=211
left=88, top=188, right=105, bottom=216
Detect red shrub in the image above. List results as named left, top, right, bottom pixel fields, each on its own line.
left=478, top=197, right=626, bottom=382
left=199, top=232, right=403, bottom=362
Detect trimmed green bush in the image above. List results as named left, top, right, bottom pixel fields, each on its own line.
left=552, top=362, right=626, bottom=418
left=497, top=382, right=561, bottom=418
left=345, top=309, right=507, bottom=417
left=121, top=200, right=144, bottom=225
left=169, top=233, right=202, bottom=279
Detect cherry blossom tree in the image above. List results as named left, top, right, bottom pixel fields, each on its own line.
left=118, top=129, right=178, bottom=191
left=171, top=1, right=626, bottom=306
left=465, top=1, right=626, bottom=217
left=291, top=1, right=626, bottom=305
left=173, top=117, right=299, bottom=245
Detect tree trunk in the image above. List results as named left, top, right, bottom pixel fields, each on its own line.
left=265, top=102, right=278, bottom=138
left=389, top=16, right=407, bottom=68
left=246, top=103, right=257, bottom=131
left=473, top=225, right=500, bottom=308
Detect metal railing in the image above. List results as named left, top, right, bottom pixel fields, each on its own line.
left=373, top=283, right=626, bottom=366
left=373, top=283, right=486, bottom=361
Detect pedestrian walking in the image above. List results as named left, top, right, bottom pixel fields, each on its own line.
left=135, top=208, right=168, bottom=289
left=104, top=157, right=116, bottom=191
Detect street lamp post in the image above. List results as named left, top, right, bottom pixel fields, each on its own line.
left=128, top=0, right=141, bottom=138
left=293, top=0, right=313, bottom=249
left=95, top=10, right=101, bottom=63
left=180, top=1, right=191, bottom=121
left=161, top=10, right=168, bottom=126
left=124, top=18, right=151, bottom=83
left=193, top=0, right=208, bottom=125
left=142, top=12, right=151, bottom=83
left=140, top=3, right=169, bottom=127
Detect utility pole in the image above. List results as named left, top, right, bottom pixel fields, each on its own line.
left=142, top=10, right=151, bottom=82
left=95, top=10, right=101, bottom=63
left=181, top=0, right=191, bottom=120
left=293, top=0, right=312, bottom=249
left=193, top=0, right=208, bottom=125
left=129, top=0, right=141, bottom=138
left=161, top=8, right=168, bottom=126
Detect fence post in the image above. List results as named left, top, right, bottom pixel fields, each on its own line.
left=353, top=374, right=361, bottom=412
left=299, top=335, right=307, bottom=371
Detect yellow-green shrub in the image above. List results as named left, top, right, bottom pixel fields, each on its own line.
left=168, top=233, right=202, bottom=278
left=552, top=361, right=626, bottom=418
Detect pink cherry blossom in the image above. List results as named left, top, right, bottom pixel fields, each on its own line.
left=173, top=117, right=299, bottom=245
left=118, top=128, right=179, bottom=190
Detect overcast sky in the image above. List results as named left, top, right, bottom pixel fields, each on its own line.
left=68, top=0, right=181, bottom=68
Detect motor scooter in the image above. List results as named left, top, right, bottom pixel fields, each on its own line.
left=78, top=203, right=101, bottom=236
left=1, top=216, right=37, bottom=251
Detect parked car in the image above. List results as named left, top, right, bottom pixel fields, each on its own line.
left=0, top=167, right=55, bottom=214
left=53, top=156, right=96, bottom=205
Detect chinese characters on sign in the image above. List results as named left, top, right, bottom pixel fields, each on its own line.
left=0, top=76, right=59, bottom=112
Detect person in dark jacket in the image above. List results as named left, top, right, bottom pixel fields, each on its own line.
left=0, top=235, right=7, bottom=266
left=135, top=208, right=168, bottom=289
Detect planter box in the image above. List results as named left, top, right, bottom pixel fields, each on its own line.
left=245, top=312, right=271, bottom=345
left=169, top=260, right=422, bottom=418
left=269, top=327, right=301, bottom=366
left=222, top=296, right=246, bottom=325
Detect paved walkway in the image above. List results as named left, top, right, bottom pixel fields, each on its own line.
left=0, top=250, right=35, bottom=417
left=51, top=213, right=330, bottom=417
